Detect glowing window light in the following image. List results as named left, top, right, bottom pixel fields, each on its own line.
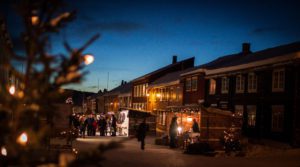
left=9, top=85, right=15, bottom=95
left=17, top=132, right=28, bottom=145
left=187, top=117, right=193, bottom=122
left=83, top=54, right=94, bottom=65
left=1, top=147, right=7, bottom=156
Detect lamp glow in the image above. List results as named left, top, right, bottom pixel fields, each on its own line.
left=156, top=93, right=161, bottom=98
left=187, top=117, right=193, bottom=122
left=1, top=147, right=7, bottom=156
left=9, top=85, right=15, bottom=95
left=146, top=93, right=150, bottom=97
left=83, top=54, right=94, bottom=65
left=31, top=16, right=39, bottom=25
left=17, top=132, right=28, bottom=145
left=177, top=127, right=182, bottom=133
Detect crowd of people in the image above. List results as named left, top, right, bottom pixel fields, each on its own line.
left=69, top=114, right=117, bottom=138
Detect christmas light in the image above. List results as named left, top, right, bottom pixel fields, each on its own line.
left=31, top=16, right=39, bottom=25
left=1, top=146, right=7, bottom=156
left=83, top=54, right=94, bottom=65
left=17, top=132, right=28, bottom=145
left=9, top=85, right=15, bottom=95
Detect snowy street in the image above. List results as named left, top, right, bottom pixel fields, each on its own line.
left=72, top=136, right=300, bottom=167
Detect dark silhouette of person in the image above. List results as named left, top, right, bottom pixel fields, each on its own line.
left=98, top=116, right=107, bottom=136
left=192, top=119, right=200, bottom=133
left=111, top=115, right=117, bottom=136
left=169, top=116, right=178, bottom=148
left=137, top=118, right=149, bottom=150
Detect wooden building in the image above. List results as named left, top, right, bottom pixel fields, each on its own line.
left=202, top=42, right=300, bottom=146
left=131, top=56, right=195, bottom=111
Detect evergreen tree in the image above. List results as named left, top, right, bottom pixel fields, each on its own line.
left=0, top=0, right=99, bottom=165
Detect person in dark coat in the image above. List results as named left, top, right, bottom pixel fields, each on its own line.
left=192, top=119, right=200, bottom=133
left=137, top=118, right=149, bottom=150
left=111, top=115, right=117, bottom=136
left=98, top=116, right=107, bottom=136
left=169, top=116, right=178, bottom=148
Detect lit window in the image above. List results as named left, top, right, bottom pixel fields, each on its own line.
left=236, top=75, right=245, bottom=93
left=272, top=105, right=284, bottom=132
left=134, top=86, right=137, bottom=97
left=247, top=105, right=256, bottom=127
left=248, top=73, right=257, bottom=93
left=272, top=69, right=285, bottom=92
left=186, top=78, right=191, bottom=92
left=209, top=79, right=216, bottom=95
left=221, top=77, right=229, bottom=94
left=191, top=76, right=198, bottom=91
left=235, top=105, right=244, bottom=117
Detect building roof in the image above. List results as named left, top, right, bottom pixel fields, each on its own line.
left=203, top=41, right=300, bottom=70
left=132, top=57, right=194, bottom=83
left=103, top=82, right=132, bottom=97
left=148, top=68, right=195, bottom=88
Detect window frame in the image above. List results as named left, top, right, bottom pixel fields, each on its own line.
left=247, top=105, right=256, bottom=127
left=221, top=77, right=229, bottom=94
left=186, top=78, right=192, bottom=92
left=236, top=75, right=245, bottom=93
left=191, top=76, right=198, bottom=91
left=209, top=79, right=216, bottom=95
left=271, top=105, right=284, bottom=132
left=272, top=68, right=285, bottom=92
left=248, top=73, right=257, bottom=93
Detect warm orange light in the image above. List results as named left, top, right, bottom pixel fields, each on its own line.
left=1, top=146, right=7, bottom=156
left=31, top=16, right=39, bottom=25
left=187, top=117, right=193, bottom=122
left=146, top=93, right=150, bottom=97
left=83, top=54, right=94, bottom=65
left=156, top=93, right=161, bottom=98
left=17, top=132, right=28, bottom=145
left=9, top=85, right=15, bottom=95
left=177, top=127, right=182, bottom=133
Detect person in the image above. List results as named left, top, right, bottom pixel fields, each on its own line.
left=192, top=119, right=200, bottom=133
left=169, top=116, right=178, bottom=148
left=79, top=115, right=87, bottom=138
left=111, top=115, right=117, bottom=136
left=98, top=116, right=107, bottom=136
left=137, top=118, right=149, bottom=150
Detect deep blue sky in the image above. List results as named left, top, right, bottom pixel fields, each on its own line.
left=2, top=0, right=300, bottom=92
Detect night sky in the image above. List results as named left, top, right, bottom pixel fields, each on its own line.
left=2, top=0, right=300, bottom=92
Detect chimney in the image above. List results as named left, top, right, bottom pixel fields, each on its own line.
left=172, top=55, right=177, bottom=64
left=242, top=43, right=251, bottom=54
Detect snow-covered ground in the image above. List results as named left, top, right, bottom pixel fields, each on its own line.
left=72, top=136, right=300, bottom=167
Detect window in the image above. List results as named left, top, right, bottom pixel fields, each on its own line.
left=134, top=86, right=137, bottom=97
left=272, top=105, right=284, bottom=132
left=191, top=76, right=198, bottom=91
left=186, top=78, right=191, bottom=92
left=247, top=105, right=256, bottom=127
left=272, top=69, right=285, bottom=92
left=221, top=77, right=229, bottom=94
left=209, top=79, right=216, bottom=95
left=162, top=112, right=166, bottom=125
left=235, top=105, right=244, bottom=117
left=248, top=73, right=257, bottom=93
left=236, top=75, right=245, bottom=93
